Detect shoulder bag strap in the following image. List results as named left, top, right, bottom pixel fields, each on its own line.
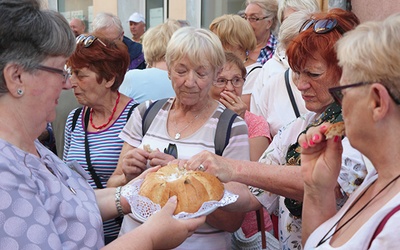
left=368, top=204, right=400, bottom=248
left=246, top=65, right=262, bottom=77
left=83, top=107, right=104, bottom=189
left=284, top=69, right=301, bottom=118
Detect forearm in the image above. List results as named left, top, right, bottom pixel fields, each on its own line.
left=301, top=186, right=337, bottom=245
left=231, top=159, right=304, bottom=201
left=95, top=188, right=129, bottom=221
left=102, top=226, right=153, bottom=250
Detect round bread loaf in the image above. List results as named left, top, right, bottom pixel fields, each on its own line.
left=139, top=164, right=224, bottom=214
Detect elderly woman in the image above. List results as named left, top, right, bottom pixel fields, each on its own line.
left=210, top=14, right=261, bottom=110
left=251, top=10, right=314, bottom=137
left=209, top=51, right=274, bottom=248
left=300, top=13, right=400, bottom=249
left=243, top=0, right=279, bottom=65
left=0, top=0, right=204, bottom=249
left=119, top=19, right=179, bottom=103
left=63, top=33, right=137, bottom=244
left=186, top=9, right=368, bottom=249
left=109, top=27, right=250, bottom=249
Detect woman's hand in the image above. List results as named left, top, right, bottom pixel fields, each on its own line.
left=186, top=151, right=236, bottom=183
left=298, top=123, right=343, bottom=193
left=148, top=149, right=176, bottom=167
left=220, top=91, right=247, bottom=118
left=121, top=147, right=150, bottom=182
left=142, top=196, right=206, bottom=249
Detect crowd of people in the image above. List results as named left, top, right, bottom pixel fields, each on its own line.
left=1, top=0, right=399, bottom=249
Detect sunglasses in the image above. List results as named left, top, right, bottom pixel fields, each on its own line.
left=76, top=34, right=106, bottom=47
left=300, top=18, right=345, bottom=34
left=329, top=82, right=400, bottom=105
left=36, top=65, right=71, bottom=82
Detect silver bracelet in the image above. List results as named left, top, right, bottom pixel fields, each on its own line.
left=115, top=186, right=124, bottom=217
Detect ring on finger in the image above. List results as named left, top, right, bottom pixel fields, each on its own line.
left=197, top=164, right=206, bottom=171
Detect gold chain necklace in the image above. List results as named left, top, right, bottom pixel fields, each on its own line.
left=172, top=104, right=208, bottom=140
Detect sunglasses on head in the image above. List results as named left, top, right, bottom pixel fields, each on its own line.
left=76, top=34, right=106, bottom=48
left=300, top=18, right=345, bottom=34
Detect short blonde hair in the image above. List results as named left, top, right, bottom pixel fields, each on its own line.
left=166, top=27, right=225, bottom=72
left=337, top=13, right=400, bottom=101
left=246, top=0, right=279, bottom=33
left=142, top=19, right=181, bottom=67
left=209, top=14, right=256, bottom=52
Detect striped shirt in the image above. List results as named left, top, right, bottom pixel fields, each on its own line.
left=63, top=99, right=136, bottom=238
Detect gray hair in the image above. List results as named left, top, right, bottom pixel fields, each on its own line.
left=0, top=0, right=75, bottom=94
left=92, top=12, right=123, bottom=34
left=165, top=27, right=225, bottom=73
left=245, top=0, right=279, bottom=34
left=337, top=13, right=400, bottom=102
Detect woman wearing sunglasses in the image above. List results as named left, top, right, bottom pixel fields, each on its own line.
left=63, top=33, right=137, bottom=244
left=300, top=13, right=400, bottom=249
left=0, top=0, right=205, bottom=249
left=185, top=8, right=368, bottom=250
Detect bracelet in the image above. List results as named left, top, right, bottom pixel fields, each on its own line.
left=115, top=186, right=124, bottom=217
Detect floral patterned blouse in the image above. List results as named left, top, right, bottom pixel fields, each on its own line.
left=250, top=104, right=367, bottom=250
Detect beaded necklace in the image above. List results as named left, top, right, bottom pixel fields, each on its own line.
left=89, top=92, right=120, bottom=131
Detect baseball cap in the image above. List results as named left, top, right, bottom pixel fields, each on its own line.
left=129, top=12, right=145, bottom=23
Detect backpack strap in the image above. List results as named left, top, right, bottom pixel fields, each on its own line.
left=141, top=98, right=237, bottom=156
left=127, top=102, right=140, bottom=121
left=71, top=107, right=83, bottom=132
left=368, top=204, right=400, bottom=248
left=142, top=98, right=169, bottom=136
left=215, top=108, right=238, bottom=156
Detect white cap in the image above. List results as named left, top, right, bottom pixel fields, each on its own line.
left=129, top=12, right=145, bottom=23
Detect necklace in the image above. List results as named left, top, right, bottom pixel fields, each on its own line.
left=316, top=173, right=400, bottom=247
left=90, top=92, right=120, bottom=131
left=172, top=103, right=208, bottom=140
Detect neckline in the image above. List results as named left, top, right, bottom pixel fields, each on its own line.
left=90, top=92, right=120, bottom=131
left=316, top=173, right=400, bottom=247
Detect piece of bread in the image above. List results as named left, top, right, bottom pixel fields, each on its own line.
left=143, top=144, right=153, bottom=153
left=324, top=121, right=345, bottom=139
left=139, top=164, right=224, bottom=214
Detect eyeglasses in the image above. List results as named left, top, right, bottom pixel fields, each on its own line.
left=36, top=65, right=71, bottom=82
left=300, top=18, right=345, bottom=34
left=214, top=77, right=245, bottom=88
left=242, top=15, right=268, bottom=23
left=329, top=82, right=400, bottom=105
left=76, top=34, right=106, bottom=47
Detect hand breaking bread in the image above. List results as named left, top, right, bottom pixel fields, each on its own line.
left=143, top=144, right=153, bottom=153
left=324, top=121, right=345, bottom=139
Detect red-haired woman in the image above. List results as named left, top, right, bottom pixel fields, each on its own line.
left=63, top=34, right=137, bottom=244
left=185, top=8, right=368, bottom=249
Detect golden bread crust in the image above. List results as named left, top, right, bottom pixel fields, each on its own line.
left=139, top=164, right=224, bottom=214
left=324, top=121, right=345, bottom=139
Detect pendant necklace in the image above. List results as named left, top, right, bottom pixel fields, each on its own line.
left=316, top=173, right=400, bottom=247
left=90, top=92, right=120, bottom=131
left=172, top=103, right=208, bottom=140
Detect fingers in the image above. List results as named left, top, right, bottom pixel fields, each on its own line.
left=160, top=196, right=178, bottom=215
left=298, top=122, right=339, bottom=150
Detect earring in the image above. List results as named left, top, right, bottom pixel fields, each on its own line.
left=17, top=89, right=23, bottom=95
